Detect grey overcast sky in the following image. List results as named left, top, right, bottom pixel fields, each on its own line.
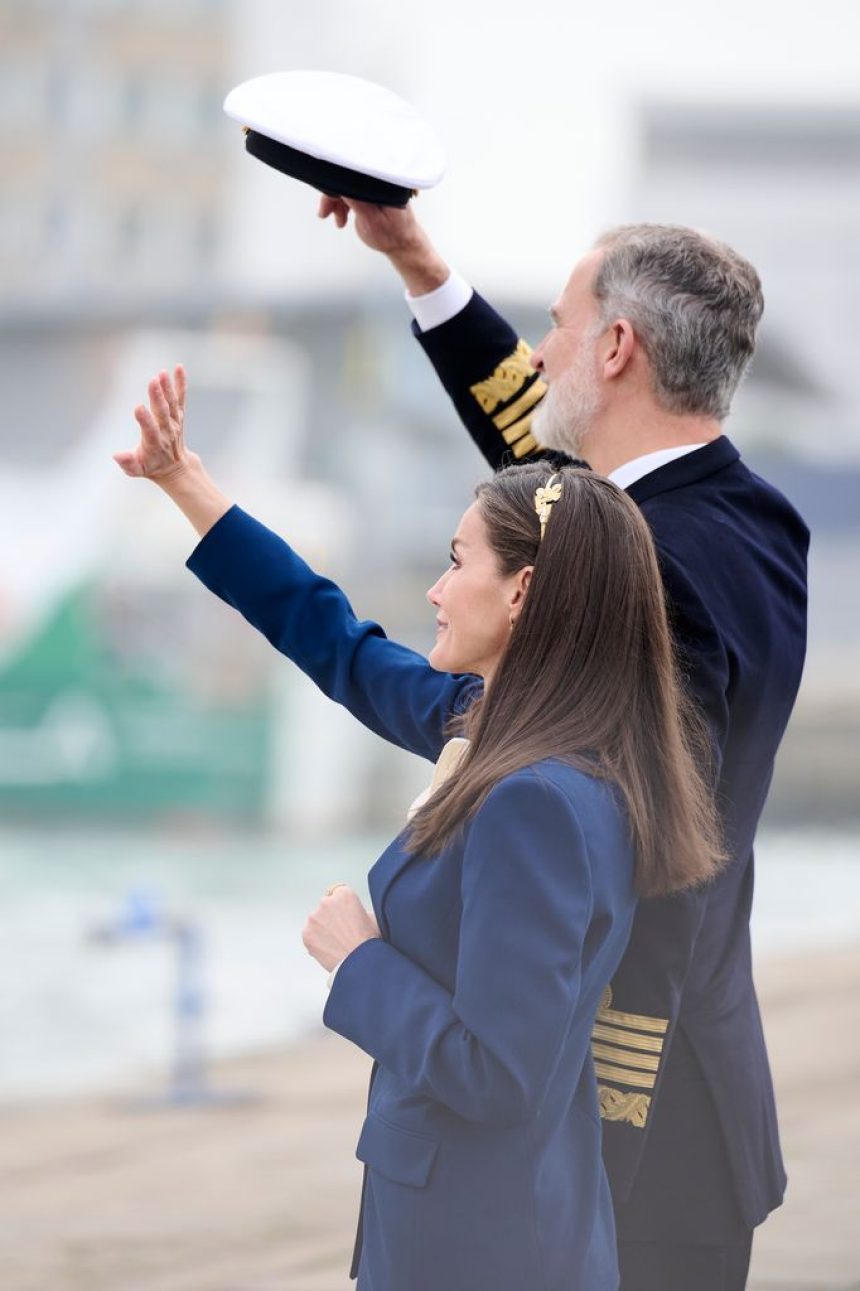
left=222, top=0, right=860, bottom=297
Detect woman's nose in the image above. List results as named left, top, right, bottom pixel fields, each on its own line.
left=427, top=563, right=452, bottom=606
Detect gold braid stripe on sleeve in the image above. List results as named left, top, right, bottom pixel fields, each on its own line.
left=509, top=430, right=538, bottom=459
left=591, top=1023, right=665, bottom=1054
left=493, top=379, right=546, bottom=431
left=591, top=1043, right=661, bottom=1073
left=597, top=1006, right=669, bottom=1035
left=596, top=985, right=669, bottom=1035
left=469, top=340, right=547, bottom=415
left=593, top=1061, right=656, bottom=1091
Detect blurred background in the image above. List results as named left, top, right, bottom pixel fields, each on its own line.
left=1, top=0, right=859, bottom=1285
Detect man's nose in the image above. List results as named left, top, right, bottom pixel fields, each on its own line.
left=530, top=334, right=549, bottom=373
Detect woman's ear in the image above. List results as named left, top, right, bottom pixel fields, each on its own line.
left=509, top=565, right=533, bottom=614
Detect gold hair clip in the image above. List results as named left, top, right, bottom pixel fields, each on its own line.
left=534, top=473, right=563, bottom=541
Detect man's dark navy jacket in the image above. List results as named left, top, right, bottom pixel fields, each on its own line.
left=414, top=291, right=810, bottom=1240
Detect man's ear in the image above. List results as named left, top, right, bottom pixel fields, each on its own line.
left=603, top=319, right=636, bottom=380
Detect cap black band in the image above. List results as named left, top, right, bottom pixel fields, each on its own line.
left=244, top=130, right=414, bottom=207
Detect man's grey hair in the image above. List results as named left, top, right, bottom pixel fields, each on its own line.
left=592, top=224, right=764, bottom=421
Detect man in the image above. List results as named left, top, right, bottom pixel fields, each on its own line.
left=318, top=198, right=809, bottom=1291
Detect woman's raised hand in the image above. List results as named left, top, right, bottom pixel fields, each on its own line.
left=113, top=364, right=232, bottom=539
left=114, top=365, right=197, bottom=481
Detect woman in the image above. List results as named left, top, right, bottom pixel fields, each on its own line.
left=116, top=367, right=723, bottom=1291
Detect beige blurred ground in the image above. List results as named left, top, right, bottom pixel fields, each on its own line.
left=1, top=948, right=858, bottom=1291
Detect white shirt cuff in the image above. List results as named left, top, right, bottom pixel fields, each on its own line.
left=405, top=270, right=473, bottom=332
left=326, top=958, right=345, bottom=991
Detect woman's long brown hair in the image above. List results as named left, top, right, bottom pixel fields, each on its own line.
left=408, top=464, right=725, bottom=897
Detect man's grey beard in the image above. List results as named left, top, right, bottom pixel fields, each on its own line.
left=532, top=346, right=602, bottom=460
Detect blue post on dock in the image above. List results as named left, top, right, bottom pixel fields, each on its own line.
left=90, top=890, right=259, bottom=1111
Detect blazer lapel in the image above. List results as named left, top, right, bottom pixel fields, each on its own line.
left=625, top=437, right=740, bottom=505
left=368, top=833, right=415, bottom=940
left=370, top=738, right=470, bottom=937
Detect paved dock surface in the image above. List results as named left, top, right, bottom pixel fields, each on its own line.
left=2, top=946, right=858, bottom=1290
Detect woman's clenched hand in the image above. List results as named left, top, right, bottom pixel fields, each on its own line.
left=303, top=884, right=381, bottom=973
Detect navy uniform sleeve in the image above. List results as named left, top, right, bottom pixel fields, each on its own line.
left=323, top=771, right=596, bottom=1126
left=186, top=505, right=480, bottom=762
left=413, top=291, right=549, bottom=470
left=592, top=525, right=731, bottom=1194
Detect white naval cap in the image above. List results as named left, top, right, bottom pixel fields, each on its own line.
left=223, top=70, right=446, bottom=207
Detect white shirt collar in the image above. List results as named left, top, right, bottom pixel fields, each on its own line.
left=608, top=444, right=708, bottom=491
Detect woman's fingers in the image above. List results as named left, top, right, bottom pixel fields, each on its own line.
left=159, top=369, right=181, bottom=426
left=119, top=367, right=188, bottom=481
left=174, top=363, right=187, bottom=412
left=301, top=882, right=379, bottom=971
left=112, top=449, right=143, bottom=477
left=129, top=401, right=172, bottom=474
left=148, top=376, right=172, bottom=430
left=135, top=402, right=162, bottom=447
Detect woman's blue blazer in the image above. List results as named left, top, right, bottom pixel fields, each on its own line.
left=188, top=506, right=638, bottom=1291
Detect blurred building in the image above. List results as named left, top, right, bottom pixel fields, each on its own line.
left=0, top=5, right=857, bottom=828
left=633, top=103, right=860, bottom=457
left=627, top=102, right=860, bottom=821
left=0, top=0, right=230, bottom=308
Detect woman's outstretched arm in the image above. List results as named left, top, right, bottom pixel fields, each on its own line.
left=115, top=367, right=479, bottom=762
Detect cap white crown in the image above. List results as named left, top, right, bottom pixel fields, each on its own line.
left=223, top=70, right=446, bottom=190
